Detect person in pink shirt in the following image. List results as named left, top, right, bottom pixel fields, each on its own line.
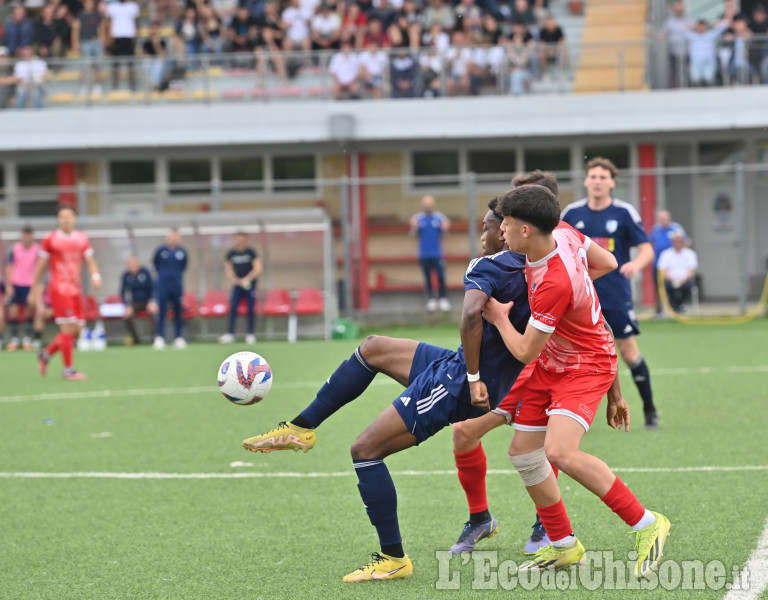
left=4, top=225, right=40, bottom=351
left=29, top=206, right=102, bottom=380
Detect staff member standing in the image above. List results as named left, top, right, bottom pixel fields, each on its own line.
left=153, top=229, right=188, bottom=349
left=219, top=232, right=262, bottom=345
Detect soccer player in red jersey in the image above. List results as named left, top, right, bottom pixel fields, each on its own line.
left=29, top=206, right=102, bottom=380
left=483, top=184, right=671, bottom=580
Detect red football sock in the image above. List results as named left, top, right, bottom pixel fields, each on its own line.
left=551, top=463, right=559, bottom=479
left=601, top=477, right=646, bottom=527
left=46, top=333, right=62, bottom=356
left=536, top=499, right=573, bottom=543
left=59, top=333, right=74, bottom=369
left=454, top=443, right=488, bottom=514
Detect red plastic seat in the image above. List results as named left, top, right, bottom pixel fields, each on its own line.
left=294, top=288, right=323, bottom=316
left=199, top=290, right=230, bottom=317
left=167, top=291, right=198, bottom=320
left=263, top=289, right=292, bottom=316
left=82, top=295, right=100, bottom=322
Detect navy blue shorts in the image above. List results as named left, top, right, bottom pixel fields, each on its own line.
left=602, top=306, right=640, bottom=339
left=409, top=342, right=452, bottom=384
left=396, top=344, right=485, bottom=444
left=10, top=285, right=31, bottom=306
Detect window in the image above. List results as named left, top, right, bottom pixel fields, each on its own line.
left=583, top=145, right=630, bottom=170
left=273, top=155, right=316, bottom=191
left=523, top=148, right=570, bottom=174
left=221, top=157, right=264, bottom=192
left=467, top=150, right=517, bottom=184
left=169, top=159, right=212, bottom=195
left=412, top=151, right=459, bottom=187
left=17, top=163, right=58, bottom=187
left=18, top=200, right=59, bottom=217
left=110, top=161, right=155, bottom=185
left=698, top=142, right=745, bottom=166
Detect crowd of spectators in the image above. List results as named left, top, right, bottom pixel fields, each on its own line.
left=662, top=0, right=768, bottom=87
left=0, top=0, right=569, bottom=105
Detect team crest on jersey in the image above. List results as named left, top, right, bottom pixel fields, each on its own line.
left=606, top=220, right=618, bottom=234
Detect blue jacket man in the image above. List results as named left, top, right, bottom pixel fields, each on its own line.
left=153, top=230, right=188, bottom=349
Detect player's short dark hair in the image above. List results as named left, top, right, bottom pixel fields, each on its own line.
left=487, top=197, right=502, bottom=221
left=498, top=185, right=560, bottom=234
left=511, top=170, right=559, bottom=197
left=585, top=157, right=619, bottom=179
left=21, top=225, right=33, bottom=234
left=57, top=204, right=77, bottom=215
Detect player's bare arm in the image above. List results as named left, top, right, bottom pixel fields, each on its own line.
left=619, top=241, right=654, bottom=279
left=586, top=240, right=618, bottom=280
left=85, top=255, right=102, bottom=289
left=245, top=257, right=263, bottom=285
left=483, top=297, right=550, bottom=364
left=460, top=288, right=490, bottom=410
left=605, top=375, right=630, bottom=432
left=27, top=255, right=49, bottom=312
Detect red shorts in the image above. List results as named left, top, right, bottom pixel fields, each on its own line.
left=513, top=365, right=615, bottom=432
left=492, top=363, right=535, bottom=424
left=51, top=291, right=84, bottom=325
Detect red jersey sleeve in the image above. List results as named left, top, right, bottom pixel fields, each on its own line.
left=39, top=233, right=54, bottom=258
left=82, top=233, right=94, bottom=257
left=528, top=274, right=572, bottom=334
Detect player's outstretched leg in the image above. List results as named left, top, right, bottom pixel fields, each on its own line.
left=344, top=405, right=416, bottom=582
left=632, top=511, right=671, bottom=578
left=242, top=337, right=419, bottom=452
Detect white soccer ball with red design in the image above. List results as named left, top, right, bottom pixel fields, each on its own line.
left=217, top=351, right=273, bottom=405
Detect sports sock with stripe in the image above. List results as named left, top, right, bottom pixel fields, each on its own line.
left=353, top=459, right=404, bottom=558
left=630, top=356, right=656, bottom=414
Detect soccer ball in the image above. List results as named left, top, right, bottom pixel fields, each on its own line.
left=217, top=351, right=273, bottom=405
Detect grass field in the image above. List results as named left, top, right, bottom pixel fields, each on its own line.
left=1, top=320, right=767, bottom=599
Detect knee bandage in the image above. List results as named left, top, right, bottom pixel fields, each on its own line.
left=508, top=447, right=552, bottom=486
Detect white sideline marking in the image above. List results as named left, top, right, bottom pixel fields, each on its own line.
left=1, top=364, right=767, bottom=405
left=1, top=465, right=767, bottom=480
left=723, top=515, right=768, bottom=600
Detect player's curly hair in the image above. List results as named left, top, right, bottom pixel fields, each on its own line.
left=498, top=185, right=560, bottom=234
left=585, top=157, right=619, bottom=179
left=511, top=170, right=559, bottom=197
left=487, top=197, right=502, bottom=221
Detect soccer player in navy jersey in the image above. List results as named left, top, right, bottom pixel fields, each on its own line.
left=561, top=157, right=659, bottom=429
left=242, top=200, right=531, bottom=582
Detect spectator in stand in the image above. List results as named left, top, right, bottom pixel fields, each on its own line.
left=106, top=0, right=139, bottom=90
left=257, top=1, right=288, bottom=78
left=454, top=0, right=483, bottom=35
left=509, top=0, right=535, bottom=28
left=749, top=4, right=768, bottom=82
left=299, top=0, right=320, bottom=22
left=648, top=209, right=687, bottom=316
left=72, top=0, right=106, bottom=96
left=175, top=7, right=200, bottom=67
left=310, top=2, right=342, bottom=52
left=143, top=21, right=168, bottom=89
left=211, top=0, right=238, bottom=25
left=199, top=4, right=226, bottom=56
left=662, top=0, right=693, bottom=88
left=362, top=15, right=389, bottom=48
left=410, top=194, right=450, bottom=312
left=328, top=36, right=360, bottom=98
left=422, top=0, right=455, bottom=32
left=505, top=25, right=533, bottom=95
left=446, top=29, right=471, bottom=96
left=281, top=0, right=311, bottom=58
left=34, top=4, right=58, bottom=58
left=342, top=1, right=368, bottom=48
left=152, top=229, right=188, bottom=350
left=218, top=232, right=262, bottom=345
left=724, top=14, right=753, bottom=84
left=481, top=13, right=501, bottom=45
left=418, top=35, right=446, bottom=97
left=229, top=5, right=257, bottom=53
left=368, top=0, right=396, bottom=31
left=4, top=5, right=34, bottom=56
left=388, top=0, right=421, bottom=50
left=359, top=37, right=388, bottom=96
left=679, top=2, right=734, bottom=87
left=0, top=46, right=15, bottom=109
left=658, top=232, right=698, bottom=313
left=466, top=30, right=490, bottom=95
left=390, top=46, right=417, bottom=97
left=13, top=45, right=47, bottom=109
left=120, top=256, right=157, bottom=345
left=538, top=13, right=566, bottom=78
left=53, top=3, right=75, bottom=57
